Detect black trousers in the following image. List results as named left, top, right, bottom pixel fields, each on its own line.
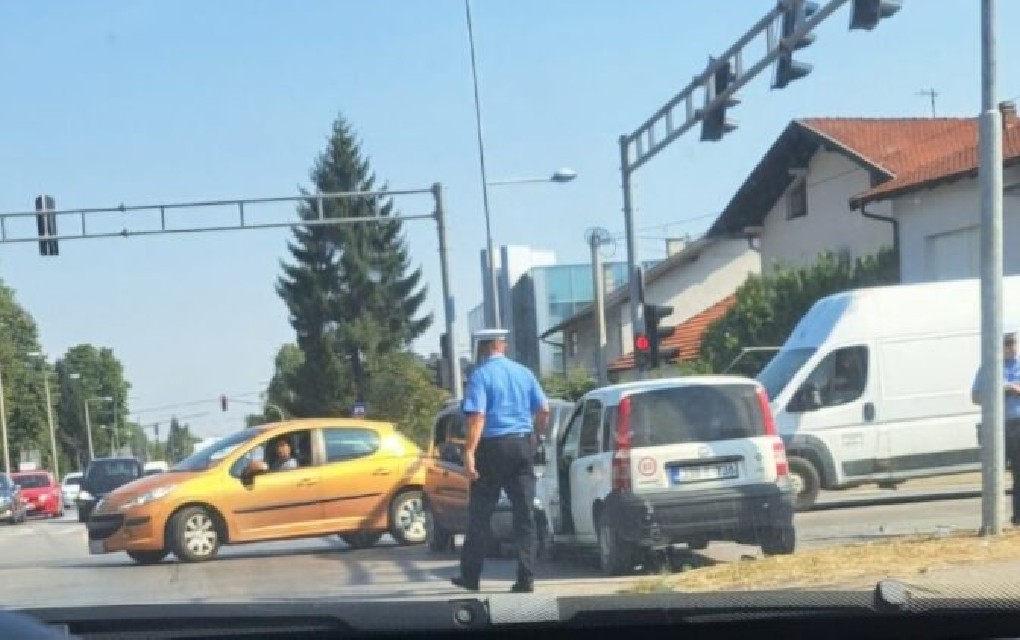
left=459, top=434, right=537, bottom=585
left=1008, top=420, right=1020, bottom=524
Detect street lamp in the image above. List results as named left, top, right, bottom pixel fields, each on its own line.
left=26, top=352, right=59, bottom=479
left=487, top=168, right=579, bottom=187
left=67, top=373, right=97, bottom=461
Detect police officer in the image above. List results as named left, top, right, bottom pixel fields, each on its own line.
left=451, top=328, right=550, bottom=593
left=972, top=330, right=1020, bottom=525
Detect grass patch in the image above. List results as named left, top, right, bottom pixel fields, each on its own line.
left=620, top=529, right=1020, bottom=594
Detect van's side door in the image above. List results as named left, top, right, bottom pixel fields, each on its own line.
left=785, top=345, right=880, bottom=485
left=568, top=399, right=606, bottom=543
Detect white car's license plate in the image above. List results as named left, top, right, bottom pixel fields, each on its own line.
left=88, top=539, right=105, bottom=555
left=671, top=462, right=739, bottom=483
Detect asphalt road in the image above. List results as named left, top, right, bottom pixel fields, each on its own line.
left=0, top=497, right=988, bottom=610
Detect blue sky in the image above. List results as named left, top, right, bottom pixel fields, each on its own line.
left=0, top=1, right=1016, bottom=437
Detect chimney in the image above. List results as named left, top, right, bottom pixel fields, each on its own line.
left=1001, top=100, right=1017, bottom=127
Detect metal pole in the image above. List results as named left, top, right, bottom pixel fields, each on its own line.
left=112, top=400, right=119, bottom=455
left=979, top=0, right=1005, bottom=536
left=0, top=361, right=9, bottom=474
left=464, top=0, right=500, bottom=329
left=590, top=233, right=609, bottom=386
left=433, top=183, right=464, bottom=399
left=43, top=373, right=59, bottom=479
left=619, top=137, right=645, bottom=380
left=83, top=400, right=95, bottom=461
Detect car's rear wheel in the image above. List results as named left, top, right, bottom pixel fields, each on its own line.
left=341, top=531, right=383, bottom=550
left=760, top=525, right=796, bottom=556
left=788, top=456, right=821, bottom=510
left=127, top=550, right=168, bottom=565
left=389, top=490, right=427, bottom=546
left=597, top=514, right=635, bottom=577
left=169, top=506, right=221, bottom=563
left=424, top=501, right=454, bottom=552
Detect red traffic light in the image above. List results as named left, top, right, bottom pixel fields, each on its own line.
left=220, top=395, right=228, bottom=412
left=634, top=333, right=650, bottom=352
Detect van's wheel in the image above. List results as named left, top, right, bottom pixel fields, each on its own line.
left=788, top=456, right=821, bottom=510
left=389, top=490, right=427, bottom=546
left=424, top=501, right=453, bottom=552
left=169, top=506, right=221, bottom=563
left=341, top=531, right=383, bottom=550
left=597, top=514, right=635, bottom=576
left=760, top=525, right=796, bottom=556
left=127, top=550, right=168, bottom=565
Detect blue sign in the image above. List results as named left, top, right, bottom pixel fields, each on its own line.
left=351, top=402, right=366, bottom=417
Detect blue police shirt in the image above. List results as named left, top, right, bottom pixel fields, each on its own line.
left=462, top=354, right=548, bottom=438
left=972, top=357, right=1020, bottom=420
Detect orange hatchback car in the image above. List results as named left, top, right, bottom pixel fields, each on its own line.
left=86, top=419, right=428, bottom=564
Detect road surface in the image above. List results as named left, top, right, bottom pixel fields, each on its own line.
left=0, top=497, right=989, bottom=610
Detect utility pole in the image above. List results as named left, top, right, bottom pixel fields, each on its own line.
left=0, top=360, right=9, bottom=474
left=83, top=399, right=95, bottom=462
left=586, top=228, right=611, bottom=385
left=42, top=373, right=59, bottom=479
left=917, top=88, right=939, bottom=117
left=433, top=183, right=464, bottom=398
left=979, top=0, right=1005, bottom=536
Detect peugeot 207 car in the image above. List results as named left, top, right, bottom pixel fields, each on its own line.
left=86, top=419, right=429, bottom=564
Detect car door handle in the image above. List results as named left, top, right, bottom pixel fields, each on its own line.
left=863, top=402, right=876, bottom=422
left=586, top=464, right=594, bottom=473
left=372, top=468, right=392, bottom=476
left=297, top=478, right=319, bottom=487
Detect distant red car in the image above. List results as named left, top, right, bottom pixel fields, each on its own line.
left=11, top=471, right=63, bottom=518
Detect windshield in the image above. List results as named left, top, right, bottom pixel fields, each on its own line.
left=757, top=348, right=817, bottom=401
left=84, top=461, right=142, bottom=494
left=63, top=476, right=82, bottom=487
left=171, top=428, right=262, bottom=472
left=13, top=474, right=50, bottom=489
left=629, top=385, right=766, bottom=447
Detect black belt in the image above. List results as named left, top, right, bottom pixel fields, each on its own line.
left=481, top=433, right=532, bottom=441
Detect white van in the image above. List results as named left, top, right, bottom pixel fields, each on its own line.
left=759, top=275, right=1020, bottom=509
left=538, top=377, right=795, bottom=575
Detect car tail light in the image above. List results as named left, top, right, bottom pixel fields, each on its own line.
left=755, top=384, right=777, bottom=436
left=773, top=439, right=789, bottom=477
left=612, top=396, right=633, bottom=492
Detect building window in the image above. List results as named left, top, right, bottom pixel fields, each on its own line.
left=787, top=179, right=807, bottom=220
left=569, top=331, right=579, bottom=357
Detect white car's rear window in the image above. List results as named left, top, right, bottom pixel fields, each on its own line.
left=628, top=384, right=765, bottom=447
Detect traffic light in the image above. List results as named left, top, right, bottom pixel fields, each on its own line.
left=773, top=0, right=818, bottom=89
left=644, top=303, right=681, bottom=369
left=633, top=332, right=652, bottom=371
left=701, top=58, right=739, bottom=141
left=35, top=195, right=58, bottom=256
left=849, top=0, right=901, bottom=31
left=220, top=395, right=228, bottom=412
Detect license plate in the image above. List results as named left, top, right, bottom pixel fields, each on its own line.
left=88, top=539, right=106, bottom=555
left=26, top=504, right=36, bottom=511
left=670, top=462, right=739, bottom=484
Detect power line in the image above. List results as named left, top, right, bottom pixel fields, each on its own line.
left=131, top=390, right=263, bottom=416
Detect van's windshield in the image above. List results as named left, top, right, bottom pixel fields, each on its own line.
left=757, top=347, right=817, bottom=401
left=628, top=384, right=766, bottom=447
left=84, top=461, right=142, bottom=494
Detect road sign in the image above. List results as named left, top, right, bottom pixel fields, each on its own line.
left=351, top=402, right=366, bottom=418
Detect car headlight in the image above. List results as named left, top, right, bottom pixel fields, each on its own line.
left=78, top=490, right=94, bottom=501
left=120, top=486, right=176, bottom=510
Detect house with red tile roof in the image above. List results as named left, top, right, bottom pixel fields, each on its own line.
left=539, top=237, right=758, bottom=377
left=709, top=101, right=1020, bottom=283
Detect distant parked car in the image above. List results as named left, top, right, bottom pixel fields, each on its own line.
left=11, top=471, right=63, bottom=518
left=61, top=472, right=84, bottom=505
left=0, top=473, right=27, bottom=525
left=144, top=461, right=169, bottom=476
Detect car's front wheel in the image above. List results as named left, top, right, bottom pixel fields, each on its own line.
left=389, top=490, right=427, bottom=546
left=169, top=506, right=221, bottom=563
left=127, top=550, right=169, bottom=565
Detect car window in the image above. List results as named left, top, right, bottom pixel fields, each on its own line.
left=13, top=474, right=50, bottom=489
left=0, top=475, right=11, bottom=490
left=579, top=400, right=602, bottom=457
left=559, top=404, right=586, bottom=462
left=230, top=429, right=313, bottom=477
left=628, top=384, right=767, bottom=447
left=63, top=476, right=82, bottom=487
left=324, top=428, right=381, bottom=463
left=789, top=346, right=869, bottom=412
left=601, top=406, right=617, bottom=453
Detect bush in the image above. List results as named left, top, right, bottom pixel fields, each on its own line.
left=700, top=248, right=897, bottom=374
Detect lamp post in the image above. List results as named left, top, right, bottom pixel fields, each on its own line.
left=68, top=373, right=95, bottom=461
left=26, top=352, right=59, bottom=479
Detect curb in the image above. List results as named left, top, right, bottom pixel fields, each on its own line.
left=808, top=486, right=1011, bottom=511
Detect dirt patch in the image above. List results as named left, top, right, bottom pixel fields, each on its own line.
left=625, top=529, right=1020, bottom=594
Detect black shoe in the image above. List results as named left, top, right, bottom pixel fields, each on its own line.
left=510, top=581, right=534, bottom=593
left=451, top=576, right=480, bottom=592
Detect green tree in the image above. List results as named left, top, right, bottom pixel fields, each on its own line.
left=700, top=248, right=898, bottom=374
left=362, top=352, right=448, bottom=447
left=54, top=345, right=131, bottom=468
left=0, top=281, right=49, bottom=472
left=541, top=368, right=599, bottom=402
left=276, top=114, right=431, bottom=416
left=164, top=416, right=200, bottom=464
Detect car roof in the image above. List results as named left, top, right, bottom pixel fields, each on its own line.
left=582, top=375, right=760, bottom=404
left=251, top=418, right=398, bottom=435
